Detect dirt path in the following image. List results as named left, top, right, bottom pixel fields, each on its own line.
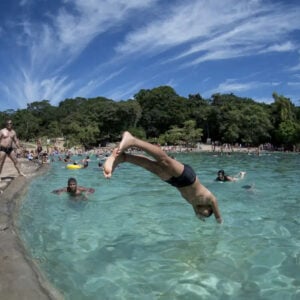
left=0, top=158, right=63, bottom=300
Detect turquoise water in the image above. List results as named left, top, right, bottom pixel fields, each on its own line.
left=18, top=152, right=300, bottom=300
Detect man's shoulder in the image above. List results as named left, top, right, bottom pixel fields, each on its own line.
left=9, top=130, right=17, bottom=138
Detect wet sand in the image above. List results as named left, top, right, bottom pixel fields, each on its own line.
left=0, top=158, right=63, bottom=300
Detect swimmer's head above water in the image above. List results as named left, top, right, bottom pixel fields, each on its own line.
left=67, top=177, right=77, bottom=193
left=216, top=170, right=226, bottom=181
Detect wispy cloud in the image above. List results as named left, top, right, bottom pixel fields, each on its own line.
left=0, top=0, right=299, bottom=109
left=288, top=81, right=300, bottom=87
left=252, top=96, right=274, bottom=104
left=74, top=68, right=126, bottom=99
left=205, top=79, right=275, bottom=96
left=1, top=0, right=157, bottom=107
left=105, top=80, right=146, bottom=101
left=116, top=0, right=300, bottom=67
left=54, top=0, right=155, bottom=56
left=289, top=63, right=300, bottom=72
left=263, top=42, right=297, bottom=53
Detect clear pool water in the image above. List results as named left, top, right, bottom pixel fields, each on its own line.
left=18, top=152, right=300, bottom=300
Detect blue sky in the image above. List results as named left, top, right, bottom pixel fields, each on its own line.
left=1, top=0, right=300, bottom=111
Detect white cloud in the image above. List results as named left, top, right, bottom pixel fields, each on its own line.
left=105, top=80, right=146, bottom=101
left=73, top=68, right=126, bottom=99
left=215, top=80, right=258, bottom=93
left=19, top=0, right=30, bottom=7
left=1, top=0, right=300, bottom=108
left=116, top=0, right=300, bottom=67
left=206, top=79, right=272, bottom=96
left=263, top=42, right=297, bottom=53
left=2, top=0, right=157, bottom=106
left=289, top=63, right=300, bottom=72
left=252, top=96, right=274, bottom=104
left=287, top=81, right=300, bottom=87
left=55, top=0, right=157, bottom=54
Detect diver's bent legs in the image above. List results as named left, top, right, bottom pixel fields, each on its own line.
left=119, top=131, right=183, bottom=176
left=123, top=153, right=171, bottom=180
left=119, top=132, right=169, bottom=162
left=103, top=149, right=171, bottom=180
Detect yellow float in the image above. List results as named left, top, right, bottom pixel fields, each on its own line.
left=66, top=164, right=83, bottom=170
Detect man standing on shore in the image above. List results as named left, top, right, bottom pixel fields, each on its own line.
left=0, top=119, right=25, bottom=181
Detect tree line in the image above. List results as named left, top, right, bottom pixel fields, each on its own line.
left=1, top=86, right=299, bottom=150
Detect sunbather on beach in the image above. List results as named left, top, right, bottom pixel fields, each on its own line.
left=103, top=131, right=223, bottom=223
left=0, top=119, right=26, bottom=180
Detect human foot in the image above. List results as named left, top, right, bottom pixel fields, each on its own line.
left=119, top=131, right=135, bottom=153
left=239, top=171, right=246, bottom=179
left=103, top=148, right=124, bottom=178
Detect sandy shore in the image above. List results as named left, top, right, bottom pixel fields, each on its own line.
left=0, top=158, right=63, bottom=300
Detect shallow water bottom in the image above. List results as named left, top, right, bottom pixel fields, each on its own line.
left=18, top=153, right=300, bottom=299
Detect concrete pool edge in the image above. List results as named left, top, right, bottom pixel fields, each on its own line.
left=0, top=162, right=64, bottom=300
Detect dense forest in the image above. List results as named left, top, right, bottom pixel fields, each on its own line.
left=1, top=86, right=299, bottom=150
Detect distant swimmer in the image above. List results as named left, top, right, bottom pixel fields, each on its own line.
left=52, top=177, right=95, bottom=199
left=216, top=170, right=246, bottom=182
left=82, top=155, right=90, bottom=168
left=103, top=131, right=223, bottom=223
left=64, top=155, right=72, bottom=163
left=242, top=184, right=256, bottom=193
left=242, top=184, right=252, bottom=190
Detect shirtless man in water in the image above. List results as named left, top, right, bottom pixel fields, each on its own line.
left=103, top=131, right=223, bottom=223
left=0, top=119, right=25, bottom=180
left=52, top=177, right=95, bottom=199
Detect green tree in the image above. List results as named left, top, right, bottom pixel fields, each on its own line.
left=26, top=100, right=59, bottom=137
left=209, top=94, right=273, bottom=146
left=271, top=93, right=299, bottom=147
left=13, top=109, right=41, bottom=141
left=239, top=104, right=273, bottom=145
left=158, top=120, right=202, bottom=146
left=1, top=87, right=299, bottom=150
left=135, top=86, right=188, bottom=137
left=276, top=120, right=300, bottom=147
left=187, top=94, right=211, bottom=140
left=116, top=100, right=142, bottom=131
left=181, top=120, right=203, bottom=145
